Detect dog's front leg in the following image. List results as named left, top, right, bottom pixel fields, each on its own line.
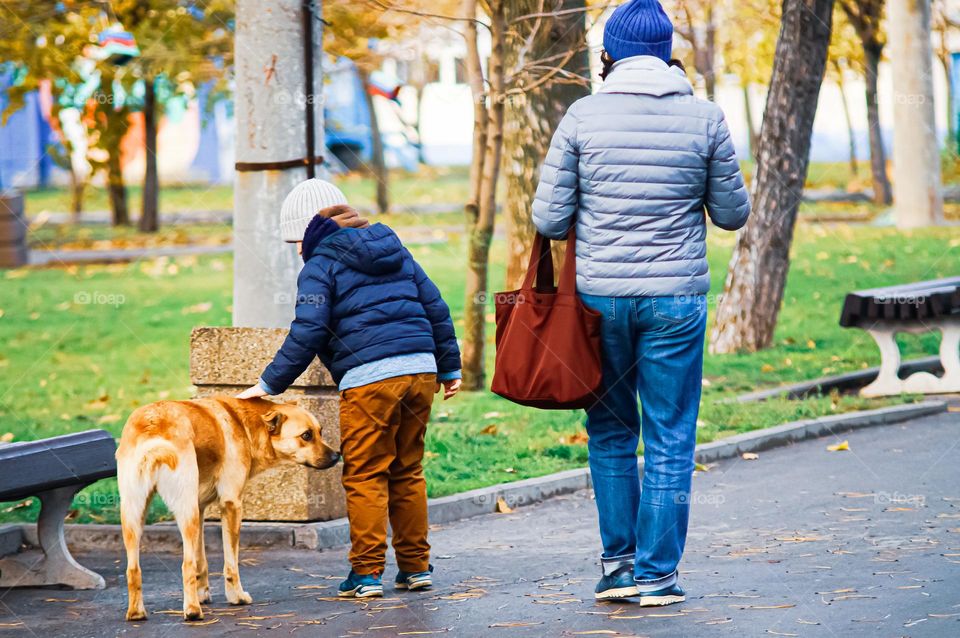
left=220, top=500, right=252, bottom=605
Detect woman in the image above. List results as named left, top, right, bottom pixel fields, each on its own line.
left=531, top=0, right=750, bottom=606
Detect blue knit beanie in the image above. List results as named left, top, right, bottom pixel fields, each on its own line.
left=603, top=0, right=674, bottom=63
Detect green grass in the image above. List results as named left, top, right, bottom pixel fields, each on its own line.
left=26, top=159, right=960, bottom=220
left=0, top=223, right=956, bottom=524
left=22, top=166, right=472, bottom=219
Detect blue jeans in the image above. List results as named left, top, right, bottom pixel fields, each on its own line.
left=579, top=294, right=707, bottom=592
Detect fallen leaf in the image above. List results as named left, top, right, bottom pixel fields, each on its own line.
left=775, top=536, right=824, bottom=543
left=489, top=622, right=544, bottom=628
left=482, top=411, right=502, bottom=419
left=182, top=302, right=213, bottom=315
left=186, top=618, right=220, bottom=626
left=479, top=424, right=498, bottom=435
left=98, top=414, right=121, bottom=424
left=0, top=432, right=13, bottom=443
left=741, top=452, right=759, bottom=461
left=561, top=431, right=589, bottom=445
left=293, top=585, right=330, bottom=590
left=694, top=462, right=710, bottom=472
left=495, top=497, right=514, bottom=514
left=827, top=440, right=850, bottom=452
left=439, top=589, right=486, bottom=601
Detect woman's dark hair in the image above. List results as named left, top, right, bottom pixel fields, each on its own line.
left=599, top=50, right=687, bottom=81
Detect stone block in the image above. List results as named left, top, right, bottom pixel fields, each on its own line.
left=190, top=327, right=345, bottom=522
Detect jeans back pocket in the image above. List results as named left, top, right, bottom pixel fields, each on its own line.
left=652, top=295, right=705, bottom=323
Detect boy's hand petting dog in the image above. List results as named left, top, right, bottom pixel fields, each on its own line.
left=236, top=384, right=268, bottom=399
left=437, top=378, right=462, bottom=400
left=327, top=205, right=370, bottom=229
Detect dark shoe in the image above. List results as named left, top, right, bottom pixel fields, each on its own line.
left=595, top=557, right=639, bottom=600
left=395, top=564, right=434, bottom=591
left=338, top=570, right=383, bottom=598
left=638, top=583, right=686, bottom=607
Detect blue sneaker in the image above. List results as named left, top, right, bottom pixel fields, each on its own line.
left=338, top=570, right=384, bottom=598
left=395, top=564, right=434, bottom=591
left=638, top=583, right=686, bottom=607
left=595, top=557, right=639, bottom=600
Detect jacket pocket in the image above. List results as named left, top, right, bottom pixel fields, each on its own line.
left=652, top=295, right=705, bottom=323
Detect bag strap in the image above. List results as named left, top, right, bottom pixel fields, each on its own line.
left=521, top=232, right=555, bottom=291
left=556, top=228, right=578, bottom=295
left=521, top=229, right=578, bottom=294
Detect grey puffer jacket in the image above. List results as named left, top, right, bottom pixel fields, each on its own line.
left=532, top=55, right=750, bottom=297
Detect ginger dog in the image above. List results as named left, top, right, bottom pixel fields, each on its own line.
left=117, top=397, right=340, bottom=621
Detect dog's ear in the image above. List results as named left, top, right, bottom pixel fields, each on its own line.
left=262, top=410, right=286, bottom=434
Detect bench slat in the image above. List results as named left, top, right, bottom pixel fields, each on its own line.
left=0, top=430, right=117, bottom=502
left=839, top=277, right=960, bottom=328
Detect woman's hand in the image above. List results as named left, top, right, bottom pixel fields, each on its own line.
left=436, top=378, right=462, bottom=401
left=236, top=384, right=268, bottom=400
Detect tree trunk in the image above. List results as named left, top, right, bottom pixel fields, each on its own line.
left=69, top=168, right=85, bottom=222
left=863, top=43, right=892, bottom=204
left=709, top=0, right=834, bottom=354
left=888, top=0, right=943, bottom=227
left=139, top=76, right=159, bottom=232
left=99, top=73, right=130, bottom=227
left=360, top=69, right=389, bottom=215
left=107, top=148, right=129, bottom=226
left=503, top=0, right=590, bottom=290
left=461, top=0, right=505, bottom=391
left=937, top=51, right=956, bottom=152
left=834, top=61, right=859, bottom=177
left=703, top=4, right=717, bottom=101
left=742, top=83, right=758, bottom=161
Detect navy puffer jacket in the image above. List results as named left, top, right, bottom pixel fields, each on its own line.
left=260, top=222, right=461, bottom=390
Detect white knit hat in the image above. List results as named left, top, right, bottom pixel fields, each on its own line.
left=279, top=179, right=349, bottom=242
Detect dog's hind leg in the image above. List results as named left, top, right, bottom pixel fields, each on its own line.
left=157, top=456, right=204, bottom=621
left=119, top=466, right=149, bottom=622
left=220, top=499, right=252, bottom=605
left=196, top=504, right=211, bottom=604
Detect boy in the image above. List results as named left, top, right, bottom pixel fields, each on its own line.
left=237, top=178, right=462, bottom=598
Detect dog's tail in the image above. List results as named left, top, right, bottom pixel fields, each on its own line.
left=117, top=439, right=180, bottom=510
left=137, top=444, right=179, bottom=476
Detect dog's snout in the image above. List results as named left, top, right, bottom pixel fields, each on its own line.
left=329, top=451, right=342, bottom=463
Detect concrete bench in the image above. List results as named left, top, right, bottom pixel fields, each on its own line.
left=840, top=277, right=960, bottom=397
left=0, top=430, right=116, bottom=589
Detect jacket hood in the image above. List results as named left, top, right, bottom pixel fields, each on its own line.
left=310, top=223, right=405, bottom=275
left=598, top=55, right=693, bottom=97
